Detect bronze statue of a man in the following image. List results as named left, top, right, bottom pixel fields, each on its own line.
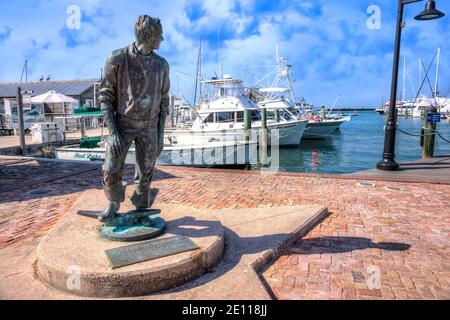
left=98, top=15, right=170, bottom=220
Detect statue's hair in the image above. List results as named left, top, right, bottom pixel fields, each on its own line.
left=134, top=15, right=162, bottom=43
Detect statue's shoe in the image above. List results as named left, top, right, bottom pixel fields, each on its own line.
left=98, top=201, right=121, bottom=222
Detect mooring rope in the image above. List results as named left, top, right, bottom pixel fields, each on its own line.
left=397, top=127, right=450, bottom=144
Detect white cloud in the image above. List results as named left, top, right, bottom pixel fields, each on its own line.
left=0, top=0, right=448, bottom=107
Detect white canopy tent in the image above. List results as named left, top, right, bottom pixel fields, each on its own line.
left=31, top=90, right=77, bottom=104
left=31, top=90, right=79, bottom=128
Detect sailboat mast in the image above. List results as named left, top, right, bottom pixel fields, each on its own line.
left=419, top=58, right=422, bottom=96
left=434, top=47, right=441, bottom=99
left=276, top=43, right=280, bottom=64
left=193, top=41, right=200, bottom=106
left=199, top=39, right=202, bottom=104
left=402, top=57, right=406, bottom=101
left=193, top=39, right=202, bottom=106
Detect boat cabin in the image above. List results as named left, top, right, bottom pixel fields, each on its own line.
left=192, top=76, right=261, bottom=130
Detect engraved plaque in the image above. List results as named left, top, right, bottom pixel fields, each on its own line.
left=105, top=236, right=200, bottom=269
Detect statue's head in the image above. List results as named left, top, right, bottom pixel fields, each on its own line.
left=134, top=15, right=163, bottom=51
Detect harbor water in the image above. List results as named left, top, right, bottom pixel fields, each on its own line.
left=270, top=111, right=450, bottom=174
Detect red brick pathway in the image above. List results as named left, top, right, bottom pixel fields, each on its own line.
left=0, top=159, right=449, bottom=299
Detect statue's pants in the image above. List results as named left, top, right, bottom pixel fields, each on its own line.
left=102, top=116, right=159, bottom=208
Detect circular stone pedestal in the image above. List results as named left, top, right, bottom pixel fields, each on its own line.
left=36, top=190, right=224, bottom=298
left=101, top=214, right=166, bottom=242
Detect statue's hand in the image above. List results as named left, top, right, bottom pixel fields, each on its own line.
left=110, top=130, right=125, bottom=158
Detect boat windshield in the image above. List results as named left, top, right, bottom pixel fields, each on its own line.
left=236, top=110, right=261, bottom=122
left=267, top=109, right=294, bottom=121
left=214, top=82, right=245, bottom=99
left=288, top=107, right=301, bottom=117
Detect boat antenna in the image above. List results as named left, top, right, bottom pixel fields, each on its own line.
left=193, top=38, right=201, bottom=107
left=238, top=55, right=261, bottom=85
left=217, top=27, right=222, bottom=79
left=20, top=60, right=28, bottom=82
left=328, top=94, right=341, bottom=116
left=199, top=38, right=202, bottom=103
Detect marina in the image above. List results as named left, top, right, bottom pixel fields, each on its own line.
left=1, top=110, right=448, bottom=174
left=269, top=110, right=450, bottom=173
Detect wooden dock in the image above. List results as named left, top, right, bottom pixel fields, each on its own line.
left=349, top=155, right=450, bottom=185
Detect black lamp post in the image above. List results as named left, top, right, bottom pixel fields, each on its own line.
left=377, top=0, right=445, bottom=171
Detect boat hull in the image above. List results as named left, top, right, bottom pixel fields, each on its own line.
left=303, top=119, right=346, bottom=139
left=54, top=141, right=257, bottom=167
left=168, top=120, right=307, bottom=146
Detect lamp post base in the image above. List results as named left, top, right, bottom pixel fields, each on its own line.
left=377, top=158, right=400, bottom=171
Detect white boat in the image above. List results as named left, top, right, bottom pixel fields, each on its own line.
left=170, top=77, right=307, bottom=146
left=440, top=103, right=450, bottom=119
left=384, top=100, right=413, bottom=117
left=54, top=139, right=258, bottom=167
left=296, top=98, right=315, bottom=113
left=258, top=92, right=346, bottom=140
left=170, top=96, right=196, bottom=129
left=434, top=97, right=450, bottom=118
left=376, top=107, right=386, bottom=115
left=255, top=46, right=348, bottom=140
left=302, top=118, right=348, bottom=139
left=411, top=97, right=433, bottom=118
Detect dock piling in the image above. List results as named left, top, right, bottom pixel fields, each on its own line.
left=274, top=109, right=280, bottom=122
left=80, top=117, right=86, bottom=140
left=260, top=108, right=268, bottom=166
left=16, top=87, right=26, bottom=155
left=422, top=106, right=437, bottom=159
left=244, top=109, right=252, bottom=142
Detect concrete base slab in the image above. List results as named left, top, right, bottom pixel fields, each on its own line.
left=35, top=189, right=224, bottom=298
left=0, top=190, right=327, bottom=300
left=349, top=156, right=450, bottom=185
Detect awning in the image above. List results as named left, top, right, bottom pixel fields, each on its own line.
left=31, top=90, right=77, bottom=104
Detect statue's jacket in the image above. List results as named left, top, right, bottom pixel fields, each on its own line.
left=99, top=43, right=170, bottom=127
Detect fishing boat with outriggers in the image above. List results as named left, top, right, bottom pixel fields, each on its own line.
left=255, top=48, right=349, bottom=140
left=167, top=75, right=308, bottom=146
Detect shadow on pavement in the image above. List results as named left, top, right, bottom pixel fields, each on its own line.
left=290, top=236, right=411, bottom=253
left=0, top=159, right=177, bottom=203
left=154, top=216, right=411, bottom=296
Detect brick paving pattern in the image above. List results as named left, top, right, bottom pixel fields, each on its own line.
left=0, top=158, right=449, bottom=299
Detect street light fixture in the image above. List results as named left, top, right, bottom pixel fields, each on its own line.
left=415, top=0, right=445, bottom=20
left=377, top=0, right=445, bottom=171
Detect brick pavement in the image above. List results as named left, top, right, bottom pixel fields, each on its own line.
left=0, top=158, right=449, bottom=299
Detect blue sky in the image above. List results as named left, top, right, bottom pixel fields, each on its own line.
left=0, top=0, right=449, bottom=107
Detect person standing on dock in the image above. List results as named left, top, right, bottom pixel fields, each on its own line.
left=97, top=15, right=170, bottom=220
